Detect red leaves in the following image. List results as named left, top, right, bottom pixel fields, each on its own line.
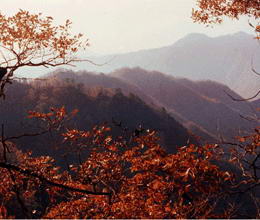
left=1, top=106, right=259, bottom=218
left=192, top=0, right=260, bottom=24
left=149, top=179, right=166, bottom=191
left=63, top=129, right=89, bottom=141
left=0, top=10, right=89, bottom=99
left=28, top=106, right=78, bottom=132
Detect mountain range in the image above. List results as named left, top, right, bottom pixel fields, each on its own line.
left=46, top=68, right=259, bottom=142
left=80, top=32, right=260, bottom=98
left=2, top=32, right=259, bottom=164
left=0, top=77, right=194, bottom=164
left=111, top=67, right=259, bottom=141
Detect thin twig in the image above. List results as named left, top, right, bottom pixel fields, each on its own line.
left=224, top=89, right=260, bottom=101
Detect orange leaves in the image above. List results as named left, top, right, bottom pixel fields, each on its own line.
left=0, top=10, right=87, bottom=65
left=28, top=106, right=78, bottom=130
left=63, top=129, right=89, bottom=141
left=179, top=168, right=193, bottom=181
left=192, top=0, right=260, bottom=25
left=235, top=127, right=260, bottom=154
left=28, top=111, right=54, bottom=120
left=0, top=10, right=89, bottom=98
left=149, top=179, right=166, bottom=191
left=3, top=106, right=259, bottom=218
left=62, top=125, right=118, bottom=155
left=237, top=136, right=246, bottom=143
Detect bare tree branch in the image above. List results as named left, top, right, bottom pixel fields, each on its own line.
left=224, top=89, right=260, bottom=101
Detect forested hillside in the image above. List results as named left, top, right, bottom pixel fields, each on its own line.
left=0, top=79, right=193, bottom=162
left=2, top=67, right=258, bottom=163
left=41, top=68, right=258, bottom=143
left=112, top=67, right=259, bottom=141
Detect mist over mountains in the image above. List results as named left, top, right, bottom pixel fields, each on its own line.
left=5, top=67, right=257, bottom=150
left=81, top=32, right=260, bottom=98
left=2, top=32, right=259, bottom=159
left=112, top=67, right=259, bottom=140
left=0, top=75, right=194, bottom=161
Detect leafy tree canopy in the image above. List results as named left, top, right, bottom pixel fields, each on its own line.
left=192, top=0, right=260, bottom=38
left=192, top=0, right=259, bottom=24
left=0, top=10, right=88, bottom=98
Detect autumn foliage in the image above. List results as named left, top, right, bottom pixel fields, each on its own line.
left=0, top=6, right=259, bottom=219
left=193, top=0, right=260, bottom=38
left=192, top=0, right=260, bottom=24
left=0, top=107, right=259, bottom=218
left=0, top=10, right=88, bottom=98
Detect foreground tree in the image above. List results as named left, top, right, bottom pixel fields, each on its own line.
left=0, top=10, right=88, bottom=98
left=0, top=107, right=259, bottom=218
left=192, top=0, right=259, bottom=29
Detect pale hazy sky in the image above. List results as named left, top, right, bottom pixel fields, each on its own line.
left=0, top=0, right=255, bottom=55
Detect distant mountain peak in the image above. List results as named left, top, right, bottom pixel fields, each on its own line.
left=173, top=33, right=210, bottom=47
left=174, top=32, right=253, bottom=46
left=183, top=32, right=210, bottom=40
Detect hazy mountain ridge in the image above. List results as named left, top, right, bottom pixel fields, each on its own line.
left=0, top=78, right=194, bottom=161
left=46, top=68, right=258, bottom=142
left=81, top=32, right=260, bottom=98
left=48, top=70, right=222, bottom=142
left=44, top=68, right=259, bottom=142
left=3, top=66, right=258, bottom=157
left=174, top=78, right=255, bottom=115
left=111, top=67, right=258, bottom=141
left=46, top=69, right=162, bottom=108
